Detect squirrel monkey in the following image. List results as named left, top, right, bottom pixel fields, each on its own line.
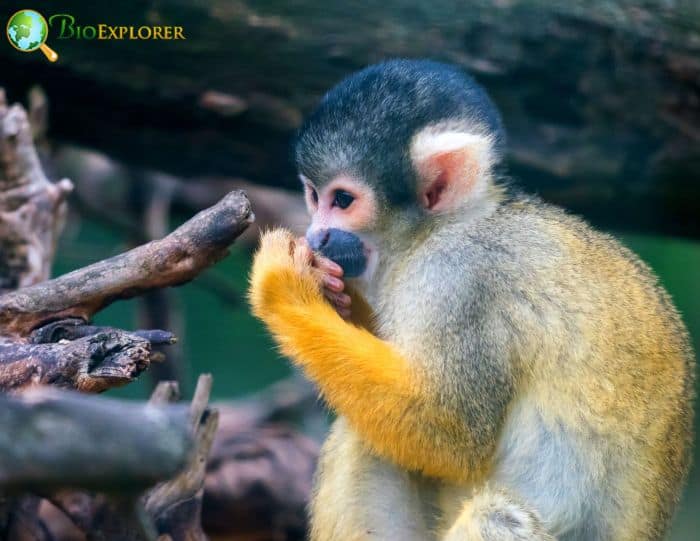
left=249, top=60, right=694, bottom=541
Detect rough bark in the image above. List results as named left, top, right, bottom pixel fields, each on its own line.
left=0, top=92, right=253, bottom=397
left=202, top=423, right=318, bottom=541
left=197, top=376, right=321, bottom=540
left=2, top=0, right=698, bottom=237
left=0, top=329, right=152, bottom=393
left=145, top=376, right=217, bottom=541
left=26, top=378, right=322, bottom=541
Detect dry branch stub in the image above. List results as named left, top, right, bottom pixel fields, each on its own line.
left=145, top=375, right=217, bottom=541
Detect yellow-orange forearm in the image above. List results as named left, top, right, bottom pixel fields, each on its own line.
left=249, top=230, right=475, bottom=481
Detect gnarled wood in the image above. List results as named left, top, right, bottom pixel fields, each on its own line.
left=0, top=89, right=72, bottom=291
left=0, top=329, right=151, bottom=393
left=145, top=375, right=217, bottom=541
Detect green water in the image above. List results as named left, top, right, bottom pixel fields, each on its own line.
left=52, top=218, right=700, bottom=539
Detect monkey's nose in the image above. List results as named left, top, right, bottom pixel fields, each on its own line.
left=306, top=229, right=330, bottom=251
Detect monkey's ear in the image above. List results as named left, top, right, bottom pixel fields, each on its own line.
left=410, top=130, right=494, bottom=212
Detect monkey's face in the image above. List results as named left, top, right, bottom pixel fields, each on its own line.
left=296, top=60, right=505, bottom=282
left=301, top=174, right=378, bottom=279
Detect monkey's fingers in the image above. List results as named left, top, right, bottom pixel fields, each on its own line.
left=294, top=246, right=326, bottom=291
left=315, top=254, right=344, bottom=278
left=292, top=239, right=314, bottom=268
left=324, top=289, right=352, bottom=320
left=296, top=236, right=344, bottom=278
left=323, top=274, right=344, bottom=293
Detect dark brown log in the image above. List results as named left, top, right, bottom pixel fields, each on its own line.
left=5, top=496, right=51, bottom=541
left=34, top=376, right=218, bottom=541
left=3, top=1, right=699, bottom=237
left=202, top=423, right=318, bottom=541
left=30, top=376, right=322, bottom=540
left=0, top=329, right=151, bottom=393
left=30, top=375, right=217, bottom=541
left=45, top=493, right=158, bottom=541
left=0, top=189, right=253, bottom=338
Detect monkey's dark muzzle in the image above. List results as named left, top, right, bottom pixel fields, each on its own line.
left=307, top=228, right=367, bottom=278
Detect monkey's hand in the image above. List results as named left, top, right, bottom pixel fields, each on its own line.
left=303, top=238, right=352, bottom=320
left=249, top=229, right=326, bottom=319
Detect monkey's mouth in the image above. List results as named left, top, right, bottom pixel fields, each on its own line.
left=317, top=229, right=368, bottom=278
left=322, top=246, right=367, bottom=278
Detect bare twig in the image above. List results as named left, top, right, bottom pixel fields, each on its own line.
left=149, top=381, right=181, bottom=405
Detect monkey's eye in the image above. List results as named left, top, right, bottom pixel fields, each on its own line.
left=332, top=190, right=354, bottom=210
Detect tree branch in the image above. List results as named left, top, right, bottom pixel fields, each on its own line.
left=35, top=376, right=218, bottom=541
left=146, top=375, right=217, bottom=541
left=0, top=189, right=253, bottom=338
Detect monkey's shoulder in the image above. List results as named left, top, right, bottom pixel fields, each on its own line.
left=491, top=196, right=659, bottom=279
left=385, top=195, right=688, bottom=346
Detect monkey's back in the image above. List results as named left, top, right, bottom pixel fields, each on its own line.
left=492, top=197, right=694, bottom=540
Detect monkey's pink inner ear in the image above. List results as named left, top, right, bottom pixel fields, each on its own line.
left=420, top=151, right=466, bottom=210
left=411, top=131, right=493, bottom=212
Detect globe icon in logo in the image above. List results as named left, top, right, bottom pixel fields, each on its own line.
left=6, top=9, right=58, bottom=61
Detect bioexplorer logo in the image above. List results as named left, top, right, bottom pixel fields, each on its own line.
left=6, top=9, right=186, bottom=62
left=6, top=9, right=58, bottom=61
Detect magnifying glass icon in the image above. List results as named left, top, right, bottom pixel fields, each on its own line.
left=6, top=9, right=59, bottom=62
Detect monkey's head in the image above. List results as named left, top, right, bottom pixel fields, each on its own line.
left=295, top=59, right=505, bottom=281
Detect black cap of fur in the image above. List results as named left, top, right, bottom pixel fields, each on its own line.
left=295, top=59, right=505, bottom=206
